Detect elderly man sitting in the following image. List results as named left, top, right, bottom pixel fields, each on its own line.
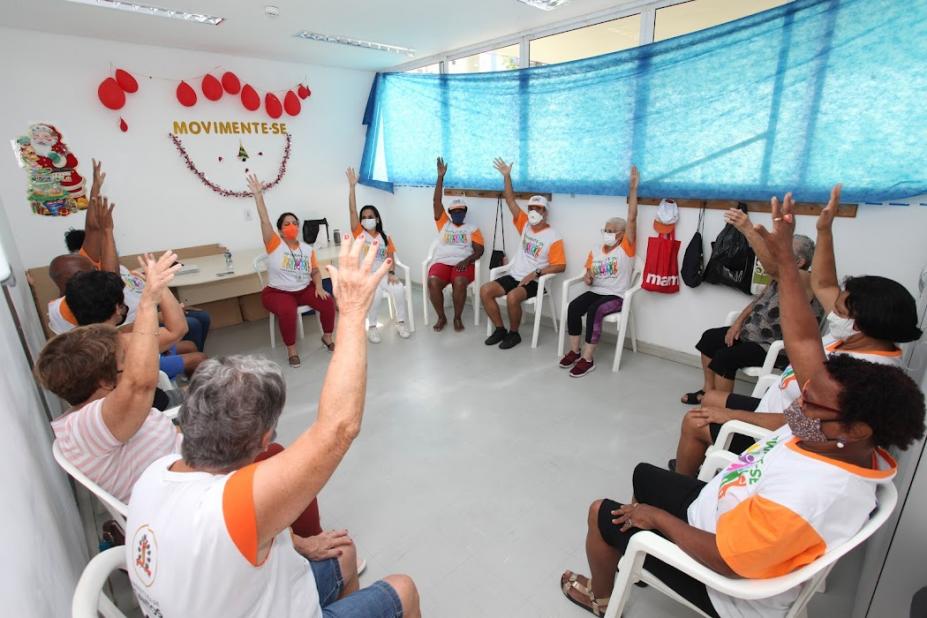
left=125, top=235, right=420, bottom=618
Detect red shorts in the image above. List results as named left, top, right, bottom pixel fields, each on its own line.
left=428, top=262, right=475, bottom=284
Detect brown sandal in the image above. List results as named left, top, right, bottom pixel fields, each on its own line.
left=561, top=571, right=609, bottom=616
left=288, top=355, right=301, bottom=368
left=321, top=337, right=335, bottom=352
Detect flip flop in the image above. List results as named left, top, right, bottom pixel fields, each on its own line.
left=681, top=389, right=704, bottom=405
left=321, top=337, right=335, bottom=352
left=560, top=571, right=609, bottom=616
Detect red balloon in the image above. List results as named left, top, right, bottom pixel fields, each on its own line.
left=241, top=84, right=260, bottom=111
left=283, top=90, right=301, bottom=116
left=221, top=71, right=241, bottom=94
left=176, top=80, right=197, bottom=107
left=98, top=77, right=126, bottom=110
left=304, top=87, right=312, bottom=98
left=115, top=69, right=138, bottom=93
left=265, top=93, right=283, bottom=119
left=119, top=117, right=128, bottom=132
left=297, top=84, right=310, bottom=99
left=201, top=74, right=223, bottom=101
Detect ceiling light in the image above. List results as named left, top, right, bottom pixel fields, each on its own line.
left=294, top=31, right=415, bottom=56
left=515, top=0, right=571, bottom=10
left=63, top=0, right=224, bottom=25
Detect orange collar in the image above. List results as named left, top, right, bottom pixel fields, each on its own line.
left=786, top=437, right=896, bottom=479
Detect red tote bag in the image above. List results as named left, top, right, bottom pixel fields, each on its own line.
left=642, top=231, right=681, bottom=294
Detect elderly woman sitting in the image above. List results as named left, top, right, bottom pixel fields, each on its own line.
left=125, top=236, right=420, bottom=618
left=559, top=165, right=638, bottom=378
left=562, top=195, right=926, bottom=617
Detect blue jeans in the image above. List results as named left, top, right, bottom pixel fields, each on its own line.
left=310, top=558, right=403, bottom=618
left=183, top=309, right=211, bottom=352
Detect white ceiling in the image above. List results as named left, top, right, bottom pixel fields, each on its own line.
left=0, top=0, right=642, bottom=72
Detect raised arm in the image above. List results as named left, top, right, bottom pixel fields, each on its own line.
left=626, top=164, right=639, bottom=247
left=755, top=194, right=827, bottom=386
left=80, top=160, right=107, bottom=265
left=433, top=157, right=447, bottom=221
left=101, top=251, right=181, bottom=442
left=493, top=157, right=520, bottom=219
left=154, top=285, right=189, bottom=352
left=811, top=184, right=842, bottom=313
left=246, top=174, right=277, bottom=248
left=724, top=208, right=779, bottom=277
left=98, top=196, right=119, bottom=274
left=346, top=167, right=360, bottom=231
left=251, top=235, right=390, bottom=549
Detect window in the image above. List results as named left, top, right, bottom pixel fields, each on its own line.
left=654, top=0, right=792, bottom=41
left=447, top=44, right=521, bottom=73
left=529, top=14, right=641, bottom=66
left=407, top=63, right=441, bottom=74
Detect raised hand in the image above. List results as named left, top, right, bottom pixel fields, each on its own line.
left=90, top=159, right=106, bottom=199
left=100, top=196, right=116, bottom=231
left=817, top=183, right=842, bottom=232
left=137, top=251, right=182, bottom=301
left=325, top=234, right=390, bottom=318
left=246, top=173, right=264, bottom=196
left=723, top=208, right=750, bottom=232
left=345, top=167, right=358, bottom=187
left=85, top=195, right=102, bottom=231
left=754, top=193, right=797, bottom=264
left=629, top=164, right=639, bottom=191
left=493, top=157, right=513, bottom=177
left=437, top=157, right=447, bottom=178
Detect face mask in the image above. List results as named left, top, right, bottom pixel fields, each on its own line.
left=527, top=210, right=544, bottom=225
left=450, top=211, right=466, bottom=225
left=602, top=232, right=618, bottom=247
left=783, top=400, right=830, bottom=443
left=826, top=313, right=857, bottom=340
left=361, top=218, right=378, bottom=231
left=281, top=223, right=299, bottom=241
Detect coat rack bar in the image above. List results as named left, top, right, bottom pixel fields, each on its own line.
left=637, top=197, right=857, bottom=218
left=444, top=188, right=553, bottom=201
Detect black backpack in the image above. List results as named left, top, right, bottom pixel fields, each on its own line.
left=703, top=203, right=755, bottom=295
left=681, top=207, right=705, bottom=288
left=490, top=197, right=507, bottom=270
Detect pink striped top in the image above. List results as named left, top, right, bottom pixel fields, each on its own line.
left=52, top=397, right=182, bottom=503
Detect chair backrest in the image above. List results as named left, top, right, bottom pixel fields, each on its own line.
left=52, top=440, right=128, bottom=523
left=253, top=254, right=268, bottom=288
left=72, top=546, right=128, bottom=618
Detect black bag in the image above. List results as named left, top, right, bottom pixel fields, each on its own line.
left=681, top=207, right=706, bottom=288
left=490, top=197, right=507, bottom=270
left=302, top=218, right=329, bottom=244
left=703, top=202, right=755, bottom=295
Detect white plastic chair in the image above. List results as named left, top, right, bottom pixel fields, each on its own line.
left=72, top=546, right=128, bottom=618
left=705, top=419, right=774, bottom=458
left=367, top=258, right=415, bottom=332
left=752, top=373, right=780, bottom=398
left=421, top=240, right=481, bottom=327
left=485, top=264, right=559, bottom=348
left=253, top=255, right=322, bottom=349
left=603, top=464, right=898, bottom=618
left=725, top=310, right=785, bottom=377
left=52, top=440, right=128, bottom=526
left=557, top=260, right=643, bottom=372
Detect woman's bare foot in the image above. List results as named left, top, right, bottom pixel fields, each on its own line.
left=433, top=316, right=447, bottom=332
left=453, top=317, right=465, bottom=332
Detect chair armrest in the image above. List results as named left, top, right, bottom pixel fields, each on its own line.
left=72, top=547, right=127, bottom=618
left=715, top=419, right=773, bottom=452
left=560, top=272, right=587, bottom=313
left=537, top=272, right=558, bottom=292
left=751, top=374, right=779, bottom=399
left=488, top=264, right=511, bottom=281
left=760, top=340, right=785, bottom=375
left=699, top=449, right=739, bottom=481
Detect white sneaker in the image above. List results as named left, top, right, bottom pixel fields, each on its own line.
left=367, top=327, right=381, bottom=344
left=396, top=322, right=411, bottom=339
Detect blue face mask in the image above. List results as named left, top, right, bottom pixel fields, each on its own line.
left=450, top=210, right=466, bottom=225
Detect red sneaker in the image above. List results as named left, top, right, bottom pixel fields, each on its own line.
left=569, top=358, right=596, bottom=378
left=559, top=350, right=581, bottom=368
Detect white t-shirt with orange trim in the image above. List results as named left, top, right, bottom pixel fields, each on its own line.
left=584, top=237, right=636, bottom=297
left=508, top=211, right=566, bottom=280
left=264, top=236, right=317, bottom=292
left=127, top=456, right=321, bottom=618
left=688, top=425, right=896, bottom=618
left=48, top=265, right=145, bottom=335
left=352, top=225, right=396, bottom=271
left=432, top=212, right=484, bottom=266
left=757, top=336, right=903, bottom=414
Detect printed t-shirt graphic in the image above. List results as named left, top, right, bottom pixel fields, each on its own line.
left=508, top=210, right=565, bottom=280
left=432, top=211, right=484, bottom=265
left=353, top=225, right=396, bottom=271
left=264, top=235, right=317, bottom=292
left=584, top=236, right=635, bottom=297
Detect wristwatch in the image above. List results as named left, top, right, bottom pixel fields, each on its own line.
left=535, top=269, right=543, bottom=278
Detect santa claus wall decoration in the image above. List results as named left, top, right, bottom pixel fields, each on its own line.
left=15, top=124, right=88, bottom=217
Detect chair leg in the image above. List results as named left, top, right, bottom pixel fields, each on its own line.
left=297, top=312, right=306, bottom=340
left=315, top=312, right=323, bottom=335
left=548, top=289, right=559, bottom=334
left=387, top=293, right=396, bottom=320
left=603, top=551, right=645, bottom=618
left=269, top=315, right=276, bottom=349
left=531, top=298, right=543, bottom=348
left=613, top=315, right=628, bottom=373
left=406, top=287, right=415, bottom=332
left=472, top=285, right=480, bottom=326
left=630, top=311, right=638, bottom=353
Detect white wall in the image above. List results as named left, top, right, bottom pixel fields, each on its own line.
left=0, top=27, right=374, bottom=268
left=360, top=184, right=927, bottom=357
left=0, top=192, right=87, bottom=617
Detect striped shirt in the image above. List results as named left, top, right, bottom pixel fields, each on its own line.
left=51, top=397, right=182, bottom=503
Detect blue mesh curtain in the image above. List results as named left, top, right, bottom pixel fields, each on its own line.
left=360, top=0, right=927, bottom=203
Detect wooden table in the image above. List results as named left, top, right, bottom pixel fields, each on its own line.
left=173, top=244, right=341, bottom=306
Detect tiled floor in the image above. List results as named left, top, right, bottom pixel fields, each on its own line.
left=195, top=294, right=854, bottom=617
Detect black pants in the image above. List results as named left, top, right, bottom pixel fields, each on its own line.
left=567, top=292, right=621, bottom=344
left=695, top=326, right=769, bottom=380
left=598, top=463, right=719, bottom=618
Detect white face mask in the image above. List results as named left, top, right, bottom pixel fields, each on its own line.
left=527, top=210, right=544, bottom=225
left=361, top=218, right=377, bottom=231
left=826, top=312, right=857, bottom=340
left=602, top=232, right=618, bottom=247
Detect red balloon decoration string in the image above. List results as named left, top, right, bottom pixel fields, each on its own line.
left=169, top=133, right=292, bottom=198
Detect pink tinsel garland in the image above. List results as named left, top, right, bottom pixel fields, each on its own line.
left=168, top=133, right=292, bottom=197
